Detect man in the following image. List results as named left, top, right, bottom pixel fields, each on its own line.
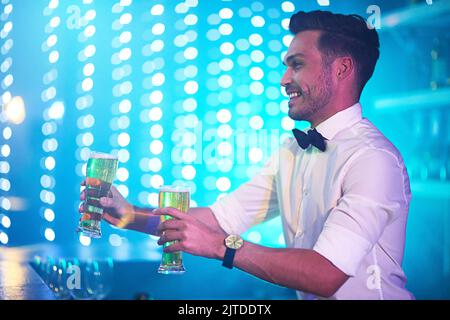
left=81, top=11, right=413, bottom=299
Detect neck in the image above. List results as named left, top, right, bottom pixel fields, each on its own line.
left=310, top=93, right=359, bottom=127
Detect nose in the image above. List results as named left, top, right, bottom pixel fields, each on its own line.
left=280, top=67, right=292, bottom=88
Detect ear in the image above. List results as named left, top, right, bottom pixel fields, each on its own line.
left=334, top=56, right=354, bottom=82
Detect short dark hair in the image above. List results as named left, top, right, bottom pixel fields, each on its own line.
left=289, top=10, right=380, bottom=94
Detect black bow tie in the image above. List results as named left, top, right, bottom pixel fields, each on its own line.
left=292, top=128, right=327, bottom=152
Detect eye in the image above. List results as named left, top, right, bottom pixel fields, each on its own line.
left=292, top=61, right=303, bottom=70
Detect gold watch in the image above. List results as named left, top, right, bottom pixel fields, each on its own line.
left=222, top=234, right=244, bottom=269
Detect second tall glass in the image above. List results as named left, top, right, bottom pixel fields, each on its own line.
left=157, top=184, right=190, bottom=275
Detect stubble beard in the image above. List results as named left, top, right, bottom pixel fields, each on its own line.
left=289, top=68, right=333, bottom=123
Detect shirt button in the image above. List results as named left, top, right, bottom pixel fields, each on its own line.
left=295, top=230, right=304, bottom=238
left=303, top=189, right=308, bottom=196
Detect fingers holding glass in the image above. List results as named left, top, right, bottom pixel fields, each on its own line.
left=157, top=184, right=190, bottom=275
left=77, top=152, right=118, bottom=238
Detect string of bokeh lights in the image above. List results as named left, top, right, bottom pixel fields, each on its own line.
left=107, top=0, right=134, bottom=248
left=206, top=5, right=236, bottom=202
left=74, top=0, right=97, bottom=246
left=40, top=0, right=64, bottom=243
left=0, top=0, right=14, bottom=246
left=138, top=1, right=166, bottom=210
left=171, top=0, right=200, bottom=206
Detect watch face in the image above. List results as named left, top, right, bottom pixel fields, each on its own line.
left=225, top=235, right=244, bottom=250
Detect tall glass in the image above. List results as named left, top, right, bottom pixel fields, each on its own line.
left=77, top=152, right=118, bottom=238
left=158, top=185, right=190, bottom=274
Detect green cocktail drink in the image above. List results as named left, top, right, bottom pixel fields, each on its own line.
left=158, top=185, right=190, bottom=274
left=77, top=152, right=118, bottom=238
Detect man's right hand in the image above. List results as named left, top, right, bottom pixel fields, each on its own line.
left=79, top=181, right=136, bottom=229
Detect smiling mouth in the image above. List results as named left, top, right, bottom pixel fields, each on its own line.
left=288, top=92, right=302, bottom=99
left=288, top=91, right=302, bottom=107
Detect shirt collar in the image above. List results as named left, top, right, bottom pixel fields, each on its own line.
left=313, top=102, right=363, bottom=140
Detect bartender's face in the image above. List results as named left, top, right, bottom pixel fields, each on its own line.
left=280, top=30, right=333, bottom=123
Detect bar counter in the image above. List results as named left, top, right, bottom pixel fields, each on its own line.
left=0, top=243, right=296, bottom=300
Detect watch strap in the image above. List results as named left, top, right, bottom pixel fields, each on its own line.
left=222, top=247, right=236, bottom=269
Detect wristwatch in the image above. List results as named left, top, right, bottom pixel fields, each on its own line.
left=222, top=234, right=244, bottom=269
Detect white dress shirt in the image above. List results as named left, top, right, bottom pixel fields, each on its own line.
left=210, top=102, right=414, bottom=300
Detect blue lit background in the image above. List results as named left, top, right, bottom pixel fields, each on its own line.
left=1, top=0, right=449, bottom=299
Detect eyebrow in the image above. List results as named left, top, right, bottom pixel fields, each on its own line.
left=283, top=53, right=305, bottom=66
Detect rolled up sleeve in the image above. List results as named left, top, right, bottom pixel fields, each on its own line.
left=313, top=148, right=410, bottom=276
